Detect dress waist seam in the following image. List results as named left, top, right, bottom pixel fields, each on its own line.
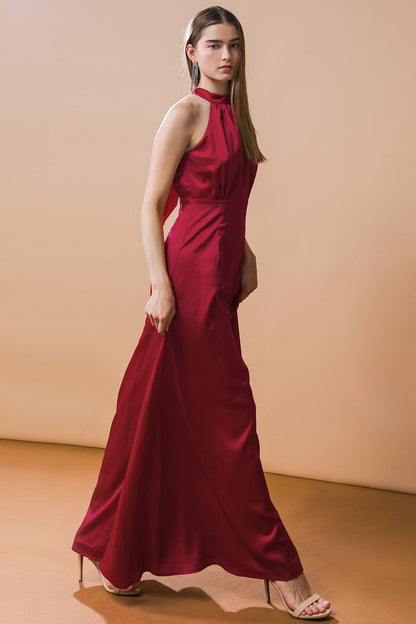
left=179, top=197, right=245, bottom=204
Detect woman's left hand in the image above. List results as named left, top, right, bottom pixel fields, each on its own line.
left=238, top=248, right=258, bottom=303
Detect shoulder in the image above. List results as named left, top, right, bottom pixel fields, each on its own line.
left=161, top=93, right=206, bottom=130
left=153, top=93, right=208, bottom=153
left=173, top=92, right=207, bottom=112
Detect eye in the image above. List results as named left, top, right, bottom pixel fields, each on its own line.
left=232, top=43, right=240, bottom=48
left=209, top=44, right=219, bottom=49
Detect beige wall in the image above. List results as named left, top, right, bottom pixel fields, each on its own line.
left=1, top=1, right=415, bottom=494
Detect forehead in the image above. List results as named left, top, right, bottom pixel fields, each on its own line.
left=199, top=22, right=239, bottom=41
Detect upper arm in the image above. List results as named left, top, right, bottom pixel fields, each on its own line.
left=142, top=100, right=194, bottom=218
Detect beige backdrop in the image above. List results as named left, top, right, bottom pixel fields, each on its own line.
left=1, top=1, right=415, bottom=494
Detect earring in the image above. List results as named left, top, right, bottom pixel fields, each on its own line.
left=191, top=60, right=200, bottom=90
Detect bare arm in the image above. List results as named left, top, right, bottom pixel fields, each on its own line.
left=140, top=100, right=194, bottom=334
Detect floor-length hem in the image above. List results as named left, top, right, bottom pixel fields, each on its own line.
left=72, top=543, right=303, bottom=583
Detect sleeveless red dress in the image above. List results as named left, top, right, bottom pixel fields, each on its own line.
left=72, top=87, right=303, bottom=588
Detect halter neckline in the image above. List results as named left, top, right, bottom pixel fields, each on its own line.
left=192, top=87, right=230, bottom=104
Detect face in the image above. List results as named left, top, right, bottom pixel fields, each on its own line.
left=187, top=22, right=241, bottom=89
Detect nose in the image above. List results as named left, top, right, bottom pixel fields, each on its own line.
left=221, top=46, right=232, bottom=61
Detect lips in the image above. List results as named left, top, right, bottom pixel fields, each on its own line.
left=220, top=66, right=233, bottom=69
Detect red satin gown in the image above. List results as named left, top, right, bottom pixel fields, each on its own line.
left=72, top=86, right=304, bottom=589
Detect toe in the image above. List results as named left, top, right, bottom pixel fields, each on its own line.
left=317, top=597, right=330, bottom=611
left=307, top=601, right=321, bottom=615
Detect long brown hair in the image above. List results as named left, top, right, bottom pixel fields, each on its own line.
left=183, top=6, right=267, bottom=164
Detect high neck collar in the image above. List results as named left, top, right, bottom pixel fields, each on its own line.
left=192, top=87, right=230, bottom=104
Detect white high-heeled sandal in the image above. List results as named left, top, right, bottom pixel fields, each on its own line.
left=78, top=553, right=141, bottom=596
left=264, top=579, right=331, bottom=619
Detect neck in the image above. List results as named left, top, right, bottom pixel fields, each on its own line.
left=197, top=80, right=230, bottom=96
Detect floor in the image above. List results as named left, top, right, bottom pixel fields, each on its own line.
left=1, top=438, right=414, bottom=624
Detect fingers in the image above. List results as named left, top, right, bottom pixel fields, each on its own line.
left=146, top=313, right=156, bottom=328
left=158, top=310, right=176, bottom=334
left=146, top=313, right=166, bottom=333
left=144, top=290, right=176, bottom=335
left=145, top=311, right=174, bottom=335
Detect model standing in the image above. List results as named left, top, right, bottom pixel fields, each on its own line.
left=72, top=6, right=331, bottom=620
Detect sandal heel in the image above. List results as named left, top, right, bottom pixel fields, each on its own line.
left=78, top=553, right=84, bottom=582
left=264, top=579, right=271, bottom=603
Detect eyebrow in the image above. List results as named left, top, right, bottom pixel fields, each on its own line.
left=204, top=38, right=240, bottom=43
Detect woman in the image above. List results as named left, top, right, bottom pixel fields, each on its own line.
left=72, top=6, right=332, bottom=620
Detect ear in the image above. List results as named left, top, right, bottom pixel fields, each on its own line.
left=186, top=44, right=196, bottom=63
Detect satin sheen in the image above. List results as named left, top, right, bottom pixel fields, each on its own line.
left=71, top=87, right=303, bottom=588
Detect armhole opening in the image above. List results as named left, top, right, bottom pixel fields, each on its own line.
left=185, top=99, right=212, bottom=154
